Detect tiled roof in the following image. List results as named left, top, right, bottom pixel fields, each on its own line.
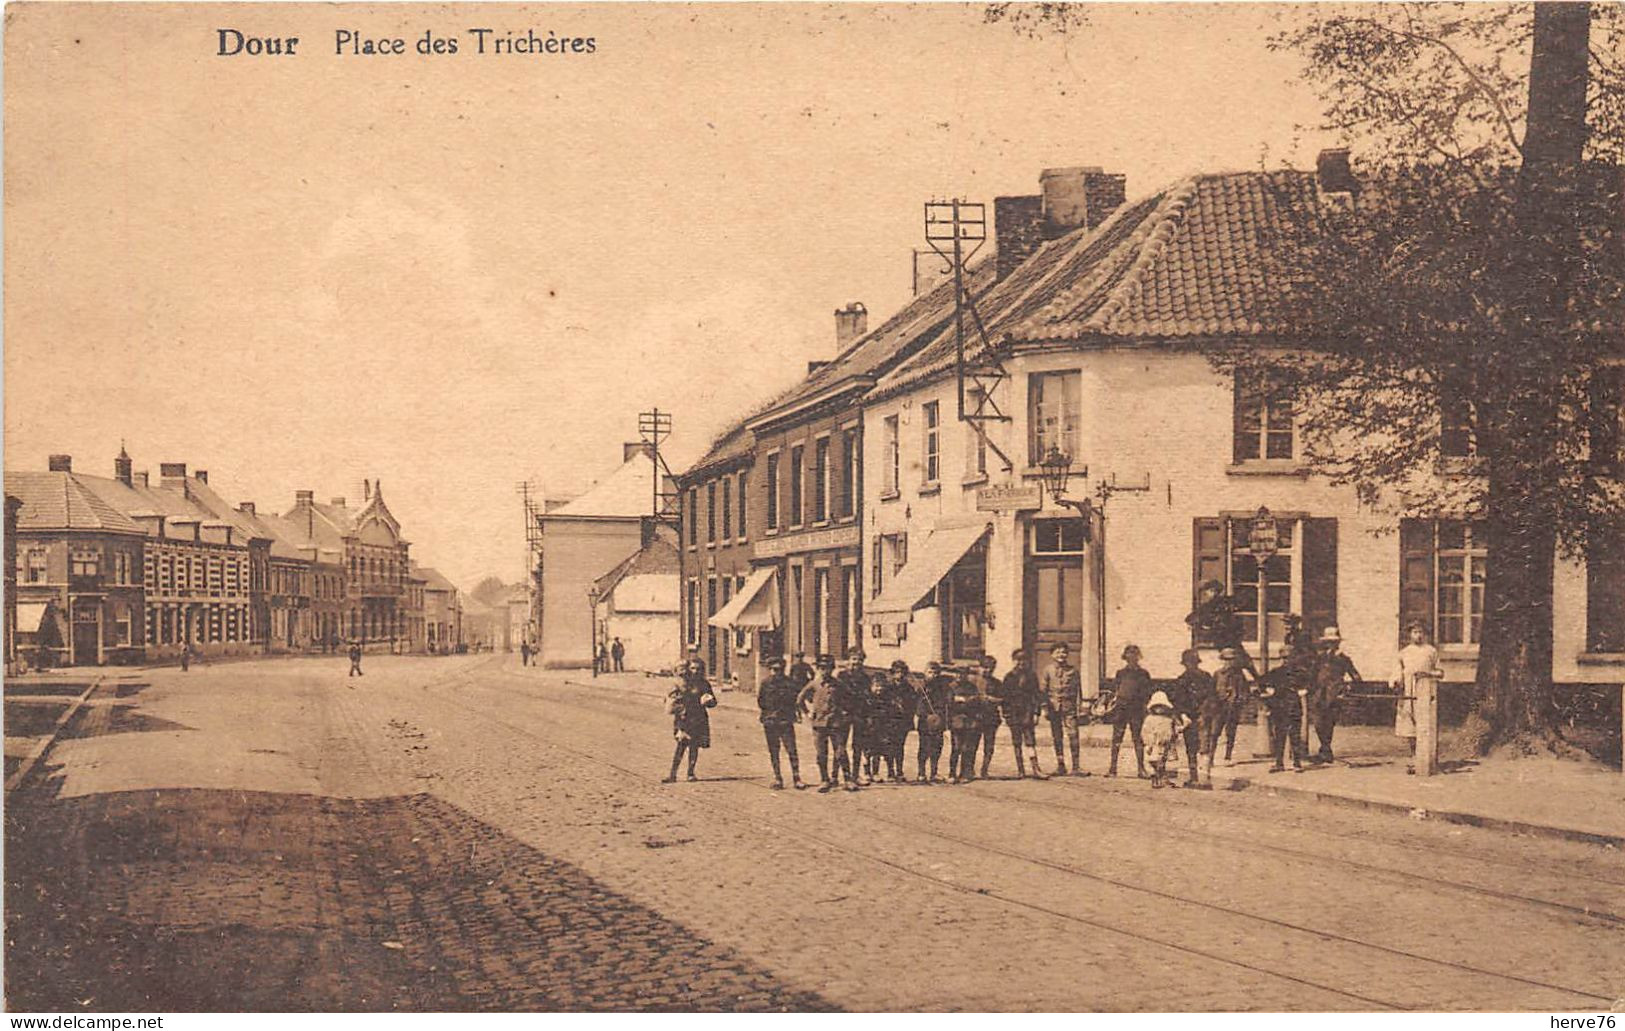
left=749, top=258, right=998, bottom=427
left=1009, top=171, right=1321, bottom=341
left=546, top=451, right=657, bottom=519
left=876, top=171, right=1332, bottom=397
left=415, top=566, right=459, bottom=594
left=4, top=472, right=145, bottom=534
left=68, top=474, right=237, bottom=544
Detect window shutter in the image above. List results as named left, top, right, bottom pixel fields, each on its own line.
left=1192, top=517, right=1226, bottom=607
left=1301, top=517, right=1338, bottom=639
left=1232, top=376, right=1250, bottom=464
left=1590, top=368, right=1622, bottom=476
left=1398, top=518, right=1435, bottom=642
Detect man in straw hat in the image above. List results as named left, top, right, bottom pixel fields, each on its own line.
left=1308, top=626, right=1362, bottom=764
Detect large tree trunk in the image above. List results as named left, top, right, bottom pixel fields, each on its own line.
left=1470, top=2, right=1591, bottom=755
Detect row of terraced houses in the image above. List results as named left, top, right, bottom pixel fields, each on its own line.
left=675, top=154, right=1625, bottom=703
left=4, top=450, right=465, bottom=669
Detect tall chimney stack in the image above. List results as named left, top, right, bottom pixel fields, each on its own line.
left=159, top=462, right=189, bottom=497
left=834, top=302, right=868, bottom=350
left=1039, top=166, right=1127, bottom=239
left=1316, top=147, right=1359, bottom=197
left=994, top=195, right=1044, bottom=281
left=48, top=454, right=72, bottom=473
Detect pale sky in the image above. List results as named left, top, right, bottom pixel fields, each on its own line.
left=4, top=2, right=1338, bottom=587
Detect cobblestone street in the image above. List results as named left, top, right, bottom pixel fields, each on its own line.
left=7, top=654, right=1624, bottom=1011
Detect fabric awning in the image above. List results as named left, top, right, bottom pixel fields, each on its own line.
left=865, top=523, right=990, bottom=621
left=16, top=602, right=49, bottom=633
left=707, top=567, right=779, bottom=630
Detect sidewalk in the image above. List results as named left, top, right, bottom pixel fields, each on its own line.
left=567, top=671, right=1625, bottom=847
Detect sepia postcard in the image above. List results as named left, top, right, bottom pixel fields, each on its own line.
left=3, top=1, right=1622, bottom=1017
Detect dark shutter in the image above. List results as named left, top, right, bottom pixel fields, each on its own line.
left=1192, top=518, right=1227, bottom=646
left=1590, top=368, right=1623, bottom=476
left=1301, top=517, right=1338, bottom=639
left=1398, top=518, right=1435, bottom=643
left=1586, top=524, right=1625, bottom=652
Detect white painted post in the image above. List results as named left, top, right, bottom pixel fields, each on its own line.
left=1415, top=670, right=1440, bottom=777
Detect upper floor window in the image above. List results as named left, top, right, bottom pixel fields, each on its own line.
left=789, top=445, right=805, bottom=527
left=687, top=487, right=698, bottom=547
left=1029, top=371, right=1080, bottom=465
left=882, top=416, right=900, bottom=496
left=25, top=549, right=47, bottom=584
left=721, top=477, right=733, bottom=540
left=765, top=453, right=780, bottom=530
left=706, top=481, right=717, bottom=543
left=1234, top=375, right=1294, bottom=462
left=813, top=437, right=830, bottom=522
left=70, top=551, right=99, bottom=579
left=836, top=430, right=857, bottom=519
left=1441, top=396, right=1478, bottom=459
left=922, top=402, right=941, bottom=484
left=966, top=387, right=989, bottom=478
left=737, top=471, right=749, bottom=539
left=1590, top=366, right=1623, bottom=476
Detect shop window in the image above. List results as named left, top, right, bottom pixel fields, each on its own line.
left=812, top=568, right=829, bottom=657
left=115, top=611, right=131, bottom=646
left=1029, top=371, right=1080, bottom=464
left=733, top=574, right=749, bottom=652
left=941, top=543, right=987, bottom=661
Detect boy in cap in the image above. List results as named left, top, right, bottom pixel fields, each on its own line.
left=1040, top=643, right=1085, bottom=776
left=1257, top=648, right=1309, bottom=773
left=1167, top=647, right=1216, bottom=788
left=789, top=651, right=816, bottom=690
left=972, top=654, right=1003, bottom=778
left=1000, top=648, right=1045, bottom=778
left=1212, top=646, right=1254, bottom=765
left=916, top=660, right=953, bottom=783
left=1308, top=626, right=1361, bottom=763
left=947, top=669, right=984, bottom=783
left=1106, top=644, right=1152, bottom=778
left=882, top=660, right=915, bottom=782
left=757, top=655, right=807, bottom=790
left=838, top=651, right=874, bottom=784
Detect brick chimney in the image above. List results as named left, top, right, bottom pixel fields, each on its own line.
left=331, top=497, right=346, bottom=507
left=114, top=446, right=133, bottom=487
left=623, top=442, right=652, bottom=463
left=238, top=501, right=256, bottom=516
left=834, top=302, right=868, bottom=350
left=48, top=454, right=72, bottom=473
left=136, top=471, right=149, bottom=488
left=1316, top=147, right=1359, bottom=198
left=294, top=489, right=315, bottom=507
left=159, top=462, right=190, bottom=498
left=808, top=360, right=831, bottom=376
left=994, top=195, right=1044, bottom=281
left=1040, top=166, right=1126, bottom=239
left=194, top=470, right=208, bottom=485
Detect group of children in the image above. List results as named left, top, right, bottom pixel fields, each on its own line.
left=665, top=618, right=1434, bottom=787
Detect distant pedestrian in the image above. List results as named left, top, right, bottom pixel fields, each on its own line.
left=1140, top=689, right=1184, bottom=788
left=519, top=641, right=531, bottom=666
left=611, top=637, right=626, bottom=672
left=595, top=642, right=609, bottom=676
left=916, top=661, right=952, bottom=783
left=1105, top=645, right=1151, bottom=778
left=798, top=654, right=858, bottom=793
left=1040, top=643, right=1085, bottom=776
left=179, top=643, right=191, bottom=673
left=663, top=660, right=717, bottom=783
left=1390, top=621, right=1441, bottom=774
left=1166, top=648, right=1215, bottom=788
left=757, top=656, right=806, bottom=790
left=1308, top=627, right=1361, bottom=763
left=348, top=641, right=363, bottom=678
left=1001, top=649, right=1044, bottom=779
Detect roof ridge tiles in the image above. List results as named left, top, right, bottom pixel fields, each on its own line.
left=1087, top=178, right=1201, bottom=335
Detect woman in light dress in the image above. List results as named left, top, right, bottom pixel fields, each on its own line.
left=1389, top=621, right=1441, bottom=771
